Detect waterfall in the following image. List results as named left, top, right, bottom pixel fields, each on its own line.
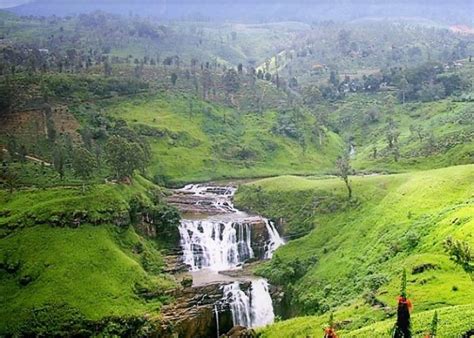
left=250, top=279, right=275, bottom=327
left=214, top=304, right=220, bottom=338
left=223, top=282, right=252, bottom=328
left=263, top=219, right=285, bottom=259
left=174, top=184, right=283, bottom=330
left=179, top=220, right=254, bottom=271
left=222, top=279, right=275, bottom=328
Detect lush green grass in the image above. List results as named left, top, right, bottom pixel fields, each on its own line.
left=259, top=304, right=474, bottom=337
left=236, top=165, right=474, bottom=336
left=325, top=91, right=474, bottom=172
left=105, top=93, right=344, bottom=185
left=0, top=176, right=175, bottom=335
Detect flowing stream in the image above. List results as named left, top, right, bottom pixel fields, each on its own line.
left=174, top=183, right=284, bottom=329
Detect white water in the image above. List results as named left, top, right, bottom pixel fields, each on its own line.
left=223, top=282, right=252, bottom=328
left=222, top=279, right=274, bottom=328
left=177, top=184, right=283, bottom=329
left=214, top=304, right=220, bottom=338
left=263, top=219, right=285, bottom=259
left=179, top=220, right=254, bottom=271
left=250, top=279, right=275, bottom=327
left=178, top=184, right=283, bottom=271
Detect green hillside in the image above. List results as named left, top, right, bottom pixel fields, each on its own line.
left=325, top=92, right=474, bottom=173
left=235, top=165, right=474, bottom=336
left=104, top=93, right=344, bottom=185
left=0, top=176, right=178, bottom=335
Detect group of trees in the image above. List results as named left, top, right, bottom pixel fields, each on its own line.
left=386, top=62, right=469, bottom=103
left=1, top=119, right=151, bottom=192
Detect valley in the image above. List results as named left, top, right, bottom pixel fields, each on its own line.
left=0, top=1, right=473, bottom=337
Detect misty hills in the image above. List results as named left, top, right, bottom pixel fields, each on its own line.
left=7, top=0, right=473, bottom=24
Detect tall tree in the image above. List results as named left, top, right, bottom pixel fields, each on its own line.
left=336, top=154, right=352, bottom=199
left=105, top=135, right=148, bottom=180
left=443, top=237, right=473, bottom=277
left=1, top=160, right=19, bottom=194
left=53, top=145, right=65, bottom=180
left=72, top=147, right=97, bottom=182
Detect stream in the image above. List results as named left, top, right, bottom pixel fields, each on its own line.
left=169, top=183, right=284, bottom=333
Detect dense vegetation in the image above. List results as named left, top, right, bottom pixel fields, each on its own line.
left=0, top=4, right=473, bottom=337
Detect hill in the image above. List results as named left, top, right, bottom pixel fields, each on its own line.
left=0, top=176, right=179, bottom=335
left=235, top=164, right=474, bottom=336
left=103, top=93, right=343, bottom=185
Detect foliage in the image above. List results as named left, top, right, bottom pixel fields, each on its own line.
left=72, top=146, right=97, bottom=181
left=443, top=237, right=473, bottom=276
left=105, top=135, right=149, bottom=180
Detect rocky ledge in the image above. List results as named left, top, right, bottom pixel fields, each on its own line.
left=158, top=281, right=252, bottom=338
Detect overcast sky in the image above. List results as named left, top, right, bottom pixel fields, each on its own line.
left=0, top=0, right=30, bottom=9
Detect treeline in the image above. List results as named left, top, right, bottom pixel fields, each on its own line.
left=301, top=60, right=471, bottom=105
left=1, top=115, right=151, bottom=191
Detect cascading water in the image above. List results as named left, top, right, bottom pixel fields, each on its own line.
left=177, top=184, right=283, bottom=271
left=174, top=184, right=284, bottom=330
left=179, top=220, right=254, bottom=271
left=221, top=279, right=275, bottom=328
left=263, top=219, right=285, bottom=259
left=222, top=282, right=252, bottom=328
left=250, top=279, right=275, bottom=327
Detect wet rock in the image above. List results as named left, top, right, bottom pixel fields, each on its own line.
left=181, top=275, right=193, bottom=288
left=160, top=282, right=235, bottom=338
left=248, top=218, right=270, bottom=259
left=163, top=254, right=188, bottom=274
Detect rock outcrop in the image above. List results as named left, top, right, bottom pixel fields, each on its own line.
left=159, top=282, right=240, bottom=338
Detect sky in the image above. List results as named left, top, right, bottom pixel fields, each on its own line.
left=1, top=0, right=472, bottom=24
left=0, top=0, right=30, bottom=8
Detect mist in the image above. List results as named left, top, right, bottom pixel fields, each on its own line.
left=7, top=0, right=473, bottom=24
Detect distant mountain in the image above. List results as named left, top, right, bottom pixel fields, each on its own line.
left=6, top=0, right=473, bottom=24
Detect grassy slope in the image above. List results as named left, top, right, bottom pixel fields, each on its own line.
left=325, top=90, right=474, bottom=173
left=235, top=165, right=474, bottom=337
left=105, top=93, right=343, bottom=185
left=0, top=177, right=175, bottom=334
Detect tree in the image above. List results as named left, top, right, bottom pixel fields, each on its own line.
left=105, top=135, right=148, bottom=180
left=72, top=147, right=97, bottom=182
left=329, top=70, right=340, bottom=87
left=426, top=311, right=438, bottom=338
left=1, top=160, right=19, bottom=193
left=170, top=72, right=178, bottom=86
left=18, top=145, right=27, bottom=165
left=53, top=145, right=65, bottom=180
left=443, top=237, right=473, bottom=277
left=223, top=68, right=240, bottom=94
left=386, top=120, right=400, bottom=161
left=336, top=154, right=352, bottom=199
left=103, top=59, right=112, bottom=77
left=393, top=269, right=412, bottom=338
left=302, top=84, right=322, bottom=106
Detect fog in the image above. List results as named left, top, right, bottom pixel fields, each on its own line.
left=6, top=0, right=473, bottom=24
